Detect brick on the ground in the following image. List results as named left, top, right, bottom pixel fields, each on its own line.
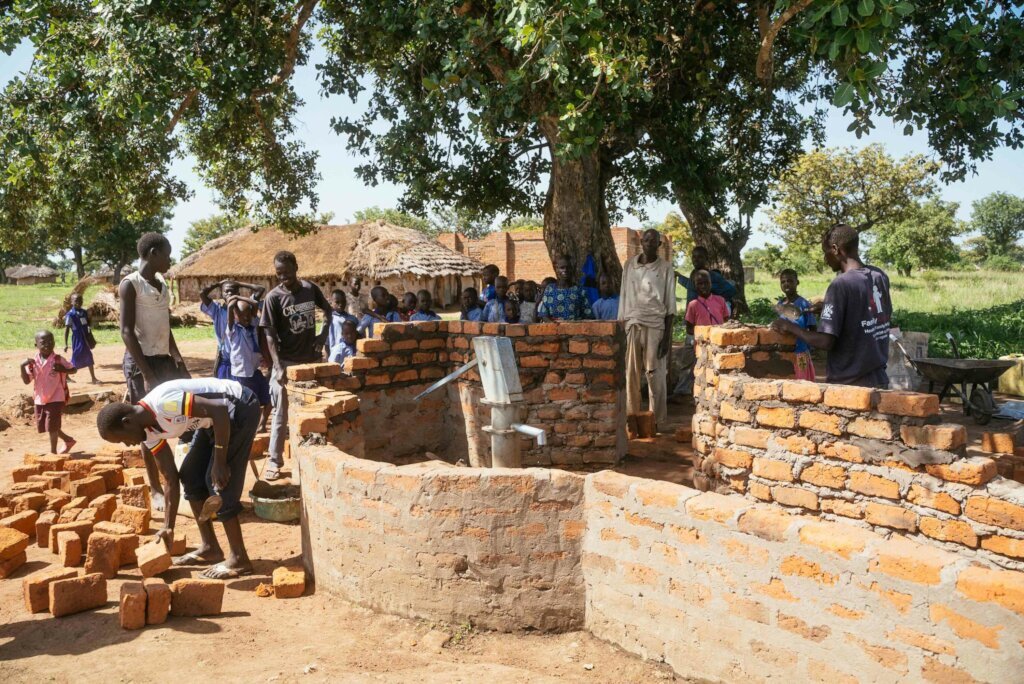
left=43, top=490, right=71, bottom=513
left=76, top=508, right=102, bottom=525
left=272, top=566, right=306, bottom=599
left=112, top=504, right=150, bottom=534
left=69, top=475, right=106, bottom=501
left=62, top=496, right=88, bottom=512
left=12, top=465, right=43, bottom=483
left=35, top=510, right=56, bottom=548
left=170, top=578, right=224, bottom=616
left=1, top=527, right=30, bottom=564
left=0, top=549, right=26, bottom=578
left=171, top=531, right=187, bottom=555
left=144, top=578, right=171, bottom=624
left=94, top=521, right=139, bottom=565
left=1, top=510, right=38, bottom=538
left=57, top=530, right=82, bottom=567
left=48, top=520, right=93, bottom=553
left=58, top=507, right=83, bottom=524
left=49, top=572, right=107, bottom=617
left=89, top=494, right=117, bottom=522
left=91, top=465, right=124, bottom=490
left=119, top=581, right=146, bottom=630
left=119, top=484, right=150, bottom=510
left=23, top=567, right=78, bottom=613
left=137, top=541, right=172, bottom=578
left=64, top=458, right=94, bottom=481
left=84, top=532, right=121, bottom=579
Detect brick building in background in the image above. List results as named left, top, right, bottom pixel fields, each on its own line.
left=438, top=227, right=673, bottom=283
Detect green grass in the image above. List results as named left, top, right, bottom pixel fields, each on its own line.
left=0, top=282, right=212, bottom=351
left=674, top=270, right=1024, bottom=358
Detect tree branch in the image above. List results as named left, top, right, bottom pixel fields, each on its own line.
left=164, top=89, right=198, bottom=134
left=254, top=0, right=320, bottom=96
left=755, top=0, right=815, bottom=85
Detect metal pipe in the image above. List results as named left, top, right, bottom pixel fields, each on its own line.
left=512, top=423, right=547, bottom=446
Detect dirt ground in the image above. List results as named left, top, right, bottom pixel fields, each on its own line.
left=0, top=340, right=678, bottom=684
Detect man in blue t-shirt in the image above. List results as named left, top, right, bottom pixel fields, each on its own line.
left=676, top=246, right=737, bottom=305
left=772, top=224, right=892, bottom=388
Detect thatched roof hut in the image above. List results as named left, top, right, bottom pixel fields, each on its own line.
left=4, top=264, right=59, bottom=285
left=171, top=220, right=485, bottom=307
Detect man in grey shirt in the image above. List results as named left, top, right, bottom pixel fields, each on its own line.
left=772, top=223, right=892, bottom=388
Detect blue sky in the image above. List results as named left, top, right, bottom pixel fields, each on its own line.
left=3, top=41, right=1022, bottom=256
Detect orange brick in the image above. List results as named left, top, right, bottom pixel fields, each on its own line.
left=906, top=485, right=961, bottom=515
left=845, top=635, right=909, bottom=675
left=170, top=578, right=225, bottom=617
left=777, top=613, right=831, bottom=642
left=800, top=463, right=847, bottom=489
left=731, top=427, right=770, bottom=449
left=799, top=521, right=875, bottom=559
left=120, top=581, right=147, bottom=630
left=773, top=434, right=816, bottom=455
left=870, top=536, right=952, bottom=584
left=720, top=401, right=751, bottom=423
left=980, top=535, right=1024, bottom=559
left=771, top=486, right=818, bottom=510
left=876, top=391, right=939, bottom=417
left=752, top=457, right=794, bottom=482
left=900, top=423, right=967, bottom=451
left=738, top=508, right=793, bottom=541
left=1, top=510, right=38, bottom=537
left=828, top=604, right=865, bottom=620
left=981, top=430, right=1019, bottom=455
left=713, top=447, right=753, bottom=469
left=924, top=457, right=998, bottom=486
left=548, top=387, right=578, bottom=402
left=754, top=578, right=797, bottom=602
left=867, top=581, right=913, bottom=613
left=742, top=381, right=780, bottom=401
left=964, top=496, right=1024, bottom=532
left=713, top=352, right=745, bottom=370
left=748, top=480, right=772, bottom=501
left=23, top=567, right=78, bottom=613
left=819, top=441, right=864, bottom=463
left=955, top=565, right=1024, bottom=615
left=685, top=492, right=749, bottom=523
left=929, top=603, right=1002, bottom=648
left=847, top=417, right=893, bottom=440
left=49, top=572, right=107, bottom=617
left=757, top=328, right=794, bottom=346
left=622, top=562, right=660, bottom=586
left=919, top=517, right=978, bottom=547
left=849, top=471, right=901, bottom=499
left=635, top=480, right=683, bottom=508
left=865, top=502, right=917, bottom=531
left=920, top=657, right=979, bottom=684
left=824, top=386, right=875, bottom=411
left=285, top=364, right=318, bottom=381
left=780, top=380, right=823, bottom=404
left=356, top=338, right=389, bottom=353
left=887, top=626, right=955, bottom=656
left=756, top=406, right=795, bottom=429
left=724, top=593, right=769, bottom=623
left=780, top=555, right=837, bottom=585
left=718, top=374, right=740, bottom=397
left=709, top=327, right=758, bottom=346
left=799, top=410, right=842, bottom=436
left=821, top=498, right=864, bottom=519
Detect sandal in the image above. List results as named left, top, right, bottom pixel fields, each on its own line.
left=201, top=563, right=253, bottom=580
left=173, top=551, right=222, bottom=567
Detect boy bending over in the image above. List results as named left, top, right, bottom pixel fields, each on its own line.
left=97, top=378, right=258, bottom=579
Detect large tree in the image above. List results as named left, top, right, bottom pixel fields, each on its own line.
left=85, top=209, right=173, bottom=282
left=971, top=192, right=1024, bottom=257
left=181, top=213, right=250, bottom=259
left=867, top=199, right=966, bottom=276
left=767, top=144, right=939, bottom=247
left=1, top=1, right=1021, bottom=284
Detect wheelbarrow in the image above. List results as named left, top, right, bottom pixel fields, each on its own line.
left=891, top=332, right=1015, bottom=425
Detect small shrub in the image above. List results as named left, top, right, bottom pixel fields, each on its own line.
left=983, top=255, right=1022, bottom=272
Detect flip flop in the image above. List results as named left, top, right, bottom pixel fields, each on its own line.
left=173, top=551, right=222, bottom=567
left=202, top=563, right=253, bottom=580
left=59, top=439, right=77, bottom=454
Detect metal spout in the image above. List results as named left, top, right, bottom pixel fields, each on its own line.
left=511, top=423, right=547, bottom=446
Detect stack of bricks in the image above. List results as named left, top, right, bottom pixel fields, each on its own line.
left=692, top=324, right=1024, bottom=569
left=283, top=319, right=627, bottom=468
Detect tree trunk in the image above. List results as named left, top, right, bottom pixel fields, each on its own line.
left=674, top=189, right=750, bottom=308
left=72, top=244, right=85, bottom=280
left=539, top=120, right=621, bottom=284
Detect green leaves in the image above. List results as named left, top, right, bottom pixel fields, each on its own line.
left=833, top=82, right=856, bottom=107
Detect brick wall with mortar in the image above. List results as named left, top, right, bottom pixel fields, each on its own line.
left=691, top=324, right=1024, bottom=570
left=286, top=320, right=627, bottom=468
left=584, top=470, right=1024, bottom=683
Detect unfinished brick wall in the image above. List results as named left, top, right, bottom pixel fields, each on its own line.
left=585, top=470, right=1024, bottom=683
left=288, top=320, right=627, bottom=468
left=692, top=324, right=1024, bottom=570
left=296, top=443, right=586, bottom=631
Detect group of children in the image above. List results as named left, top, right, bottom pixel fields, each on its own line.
left=460, top=259, right=621, bottom=324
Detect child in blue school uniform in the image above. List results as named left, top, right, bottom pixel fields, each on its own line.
left=481, top=276, right=510, bottom=323
left=63, top=293, right=98, bottom=383
left=328, top=289, right=361, bottom=353
left=591, top=273, right=620, bottom=321
left=226, top=296, right=271, bottom=432
left=409, top=289, right=442, bottom=322
left=776, top=269, right=817, bottom=381
left=358, top=286, right=402, bottom=337
left=461, top=287, right=483, bottom=321
left=329, top=320, right=359, bottom=366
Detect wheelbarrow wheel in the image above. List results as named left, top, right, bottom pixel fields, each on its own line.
left=969, top=387, right=996, bottom=425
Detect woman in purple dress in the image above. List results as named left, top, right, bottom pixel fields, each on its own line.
left=63, top=293, right=98, bottom=383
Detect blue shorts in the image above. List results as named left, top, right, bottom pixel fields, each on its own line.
left=179, top=387, right=259, bottom=520
left=232, top=370, right=271, bottom=406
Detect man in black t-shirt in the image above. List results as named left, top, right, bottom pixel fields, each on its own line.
left=259, top=251, right=333, bottom=480
left=772, top=224, right=892, bottom=388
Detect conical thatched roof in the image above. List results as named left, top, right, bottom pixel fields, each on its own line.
left=171, top=220, right=484, bottom=280
left=6, top=264, right=58, bottom=279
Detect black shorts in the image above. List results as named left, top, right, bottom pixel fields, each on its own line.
left=34, top=402, right=64, bottom=433
left=178, top=388, right=259, bottom=521
left=123, top=352, right=189, bottom=403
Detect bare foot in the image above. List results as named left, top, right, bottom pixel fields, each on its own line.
left=151, top=489, right=166, bottom=513
left=59, top=438, right=77, bottom=454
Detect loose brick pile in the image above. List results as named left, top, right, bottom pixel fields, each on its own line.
left=691, top=324, right=1024, bottom=569
left=284, top=320, right=626, bottom=469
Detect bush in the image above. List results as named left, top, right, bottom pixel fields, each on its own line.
left=983, top=255, right=1022, bottom=272
left=896, top=300, right=1024, bottom=358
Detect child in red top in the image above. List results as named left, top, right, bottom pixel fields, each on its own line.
left=684, top=270, right=730, bottom=333
left=21, top=330, right=77, bottom=453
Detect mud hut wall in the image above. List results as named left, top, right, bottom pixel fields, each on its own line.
left=692, top=324, right=1024, bottom=570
